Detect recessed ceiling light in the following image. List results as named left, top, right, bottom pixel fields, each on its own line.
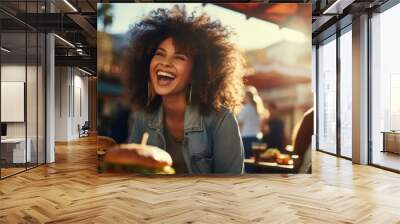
left=78, top=67, right=93, bottom=76
left=63, top=0, right=78, bottom=12
left=54, top=34, right=75, bottom=48
left=1, top=47, right=11, bottom=53
left=322, top=0, right=354, bottom=15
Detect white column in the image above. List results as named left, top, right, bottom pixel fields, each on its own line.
left=45, top=0, right=55, bottom=163
left=46, top=33, right=55, bottom=163
left=352, top=14, right=369, bottom=164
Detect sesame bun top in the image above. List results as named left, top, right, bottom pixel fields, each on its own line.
left=104, top=143, right=173, bottom=169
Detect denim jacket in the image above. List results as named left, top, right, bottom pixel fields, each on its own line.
left=129, top=105, right=244, bottom=174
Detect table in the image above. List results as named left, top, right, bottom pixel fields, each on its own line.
left=244, top=158, right=295, bottom=173
left=1, top=138, right=31, bottom=164
left=381, top=131, right=400, bottom=154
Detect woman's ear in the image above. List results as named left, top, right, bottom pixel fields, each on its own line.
left=187, top=84, right=192, bottom=105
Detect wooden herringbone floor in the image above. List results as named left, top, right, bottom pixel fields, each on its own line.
left=1, top=136, right=400, bottom=224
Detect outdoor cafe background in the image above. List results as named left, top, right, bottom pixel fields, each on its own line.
left=97, top=3, right=312, bottom=173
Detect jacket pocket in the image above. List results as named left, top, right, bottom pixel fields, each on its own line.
left=191, top=155, right=213, bottom=174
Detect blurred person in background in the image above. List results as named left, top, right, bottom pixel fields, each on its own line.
left=126, top=6, right=245, bottom=174
left=291, top=108, right=313, bottom=173
left=108, top=87, right=133, bottom=143
left=238, top=86, right=266, bottom=159
left=110, top=100, right=132, bottom=143
left=261, top=103, right=284, bottom=151
left=98, top=97, right=113, bottom=137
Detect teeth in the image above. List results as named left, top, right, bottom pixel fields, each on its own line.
left=157, top=71, right=175, bottom=78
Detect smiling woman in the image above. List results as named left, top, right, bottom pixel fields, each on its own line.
left=149, top=37, right=193, bottom=99
left=124, top=5, right=246, bottom=174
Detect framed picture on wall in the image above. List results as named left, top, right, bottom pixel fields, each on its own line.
left=1, top=81, right=25, bottom=122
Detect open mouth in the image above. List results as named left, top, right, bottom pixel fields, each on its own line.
left=156, top=70, right=176, bottom=86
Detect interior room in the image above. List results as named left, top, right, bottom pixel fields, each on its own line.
left=314, top=0, right=400, bottom=172
left=0, top=0, right=96, bottom=179
left=0, top=7, right=46, bottom=177
left=370, top=4, right=400, bottom=171
left=0, top=0, right=399, bottom=223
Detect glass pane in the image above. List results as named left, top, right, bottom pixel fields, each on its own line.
left=1, top=1, right=46, bottom=178
left=26, top=0, right=40, bottom=169
left=38, top=32, right=45, bottom=165
left=27, top=31, right=38, bottom=169
left=1, top=30, right=27, bottom=177
left=371, top=4, right=400, bottom=171
left=340, top=29, right=352, bottom=158
left=317, top=37, right=337, bottom=154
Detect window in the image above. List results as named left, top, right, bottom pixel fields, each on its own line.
left=317, top=36, right=337, bottom=154
left=371, top=3, right=400, bottom=171
left=339, top=28, right=352, bottom=158
left=0, top=1, right=46, bottom=179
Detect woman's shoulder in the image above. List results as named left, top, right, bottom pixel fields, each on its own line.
left=203, top=106, right=236, bottom=128
left=204, top=105, right=229, bottom=117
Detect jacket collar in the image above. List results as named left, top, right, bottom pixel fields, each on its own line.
left=148, top=104, right=203, bottom=133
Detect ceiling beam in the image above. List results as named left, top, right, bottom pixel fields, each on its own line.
left=67, top=13, right=96, bottom=40
left=322, top=0, right=356, bottom=15
left=55, top=55, right=96, bottom=70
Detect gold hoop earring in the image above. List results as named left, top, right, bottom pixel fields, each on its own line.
left=188, top=85, right=192, bottom=105
left=147, top=81, right=155, bottom=106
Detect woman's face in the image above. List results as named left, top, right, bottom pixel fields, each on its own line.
left=149, top=37, right=193, bottom=98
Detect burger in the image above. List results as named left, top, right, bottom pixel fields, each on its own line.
left=102, top=143, right=175, bottom=174
left=260, top=148, right=281, bottom=163
left=260, top=148, right=293, bottom=165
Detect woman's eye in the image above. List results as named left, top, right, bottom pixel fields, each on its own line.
left=155, top=51, right=164, bottom=56
left=175, top=55, right=186, bottom=61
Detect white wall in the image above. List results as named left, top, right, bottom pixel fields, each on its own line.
left=55, top=67, right=69, bottom=141
left=1, top=63, right=46, bottom=164
left=1, top=65, right=30, bottom=138
left=54, top=67, right=89, bottom=141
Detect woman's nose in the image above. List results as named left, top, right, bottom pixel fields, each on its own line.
left=159, top=57, right=173, bottom=67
